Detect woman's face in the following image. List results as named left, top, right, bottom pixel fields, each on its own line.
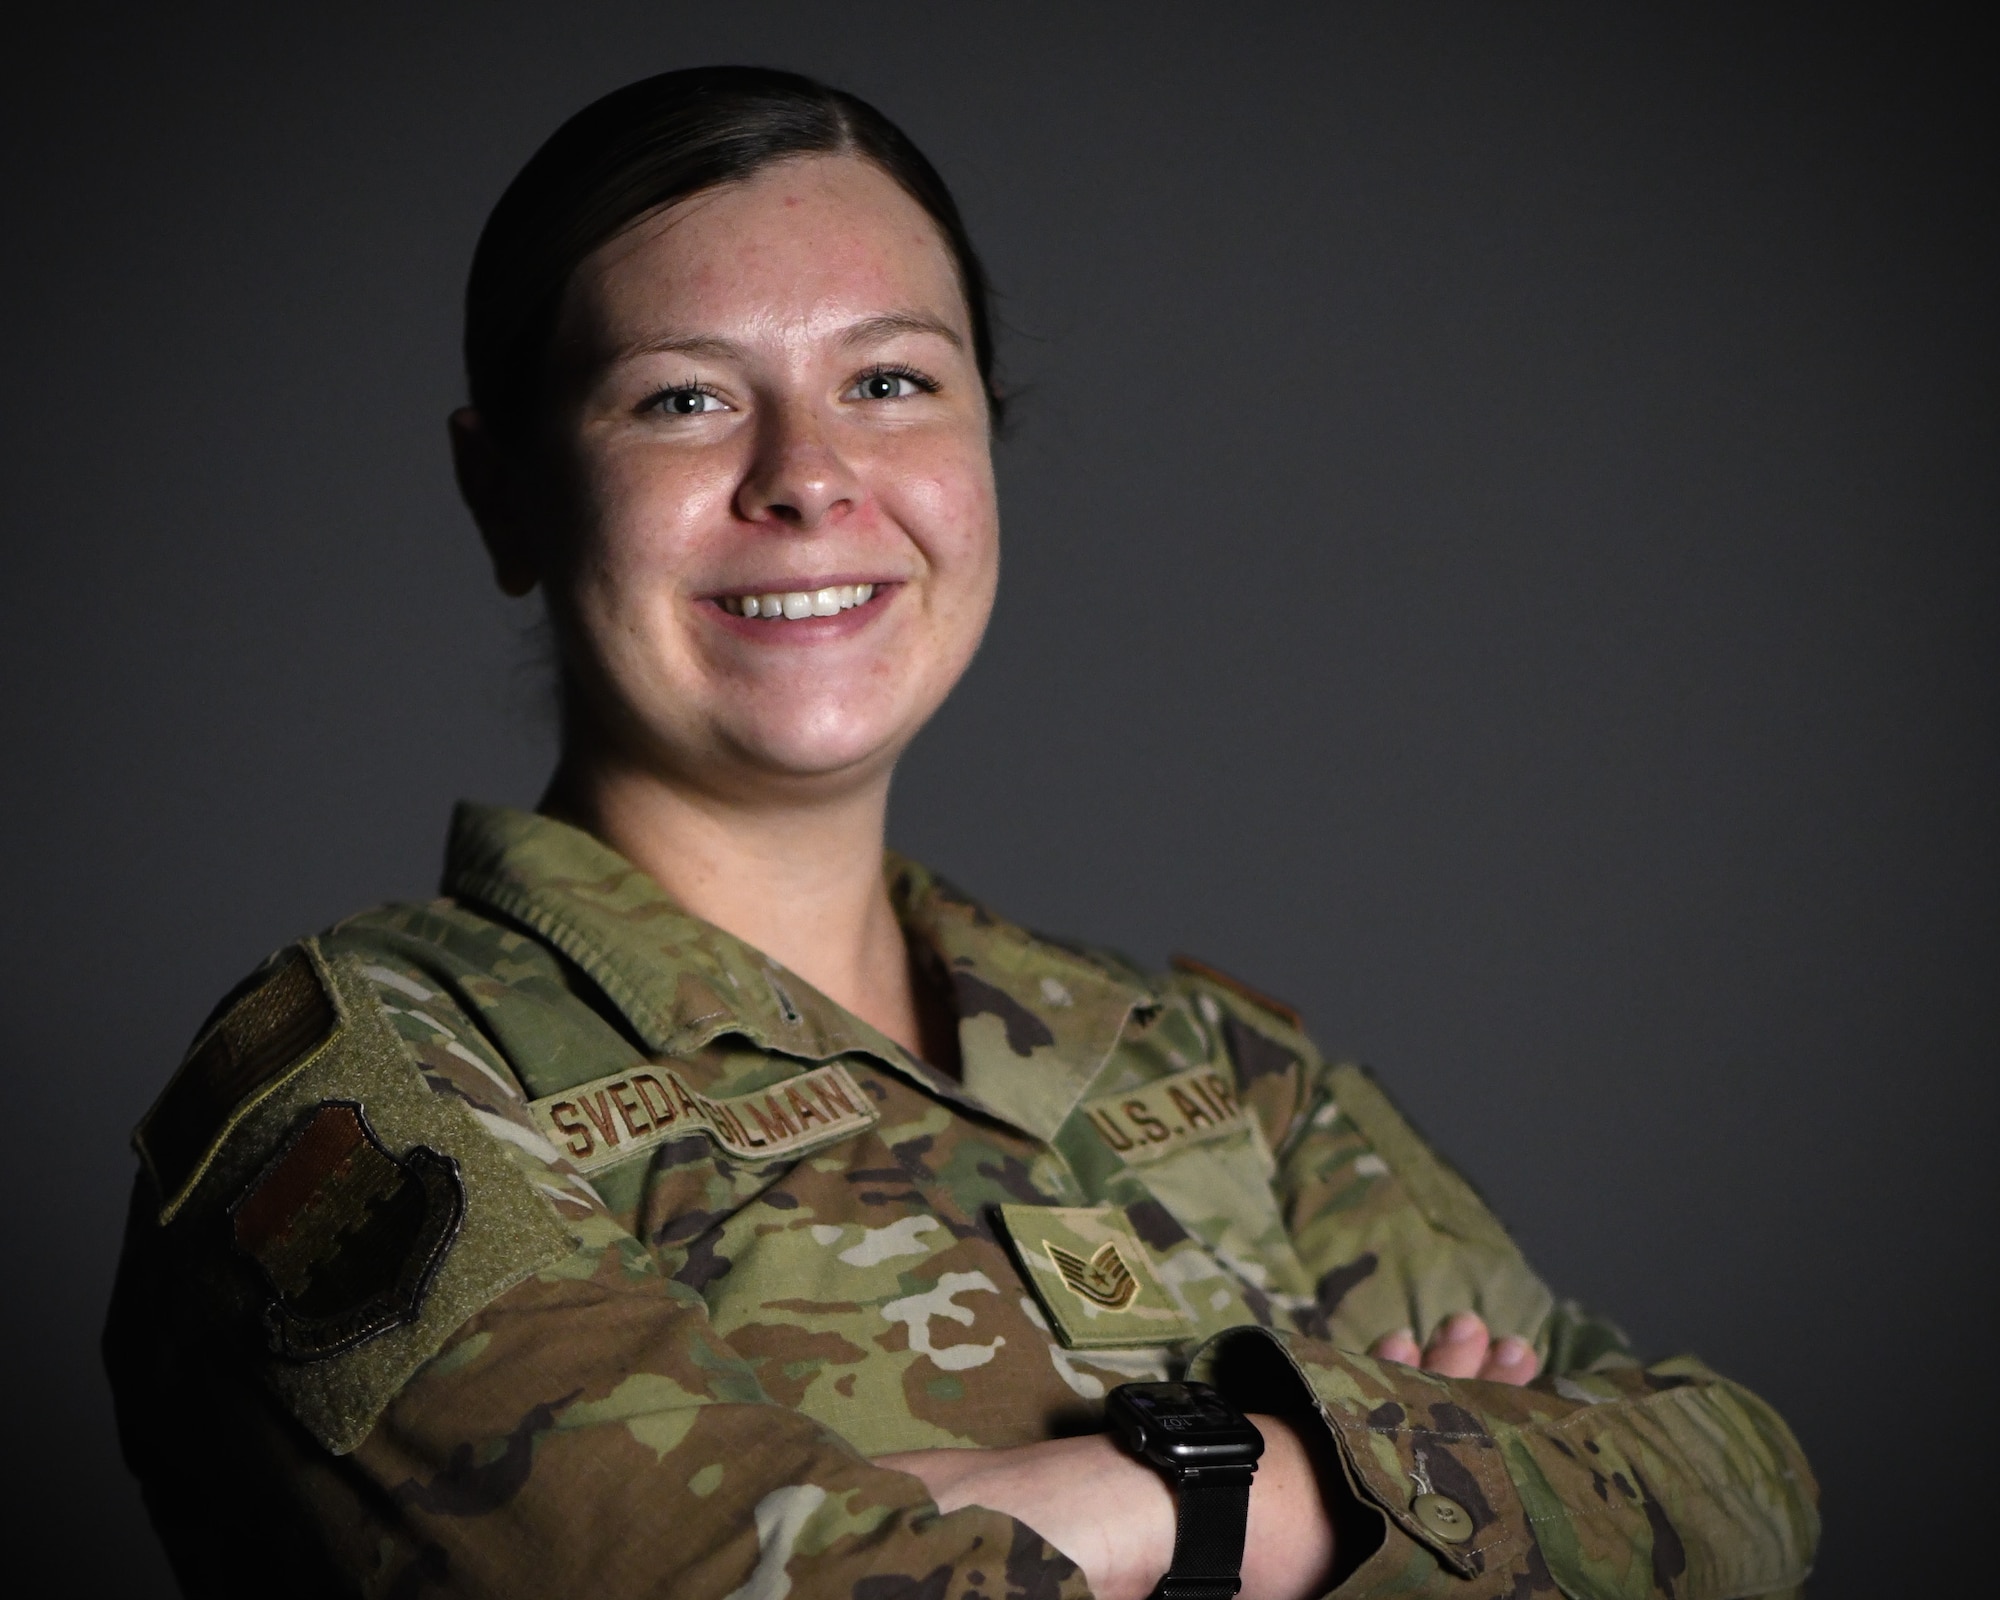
left=532, top=153, right=998, bottom=800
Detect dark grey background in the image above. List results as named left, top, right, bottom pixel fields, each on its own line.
left=3, top=5, right=1991, bottom=1595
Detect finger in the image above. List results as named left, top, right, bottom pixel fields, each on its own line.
left=1478, top=1334, right=1541, bottom=1387
left=1370, top=1328, right=1422, bottom=1367
left=1420, top=1311, right=1492, bottom=1378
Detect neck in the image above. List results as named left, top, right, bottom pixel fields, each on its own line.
left=540, top=749, right=943, bottom=1061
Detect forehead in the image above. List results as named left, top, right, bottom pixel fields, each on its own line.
left=571, top=154, right=967, bottom=344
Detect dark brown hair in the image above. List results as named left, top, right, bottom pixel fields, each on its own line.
left=464, top=66, right=1002, bottom=443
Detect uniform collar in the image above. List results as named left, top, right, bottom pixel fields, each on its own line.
left=442, top=803, right=1157, bottom=1143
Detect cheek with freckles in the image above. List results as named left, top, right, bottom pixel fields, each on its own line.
left=545, top=414, right=995, bottom=776
left=876, top=452, right=998, bottom=603
left=588, top=448, right=738, bottom=579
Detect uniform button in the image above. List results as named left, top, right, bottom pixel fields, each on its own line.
left=1411, top=1492, right=1474, bottom=1544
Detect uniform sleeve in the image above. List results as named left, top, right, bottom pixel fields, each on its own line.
left=1209, top=996, right=1819, bottom=1599
left=326, top=1214, right=1083, bottom=1598
left=106, top=940, right=1089, bottom=1600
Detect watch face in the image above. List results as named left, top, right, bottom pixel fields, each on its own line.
left=1108, top=1382, right=1266, bottom=1471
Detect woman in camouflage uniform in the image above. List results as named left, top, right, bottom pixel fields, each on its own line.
left=107, top=67, right=1818, bottom=1600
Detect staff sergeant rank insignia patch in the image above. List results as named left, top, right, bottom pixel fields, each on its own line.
left=229, top=1100, right=464, bottom=1362
left=998, top=1203, right=1195, bottom=1349
left=1047, top=1239, right=1139, bottom=1310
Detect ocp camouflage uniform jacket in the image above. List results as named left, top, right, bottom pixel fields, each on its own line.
left=106, top=805, right=1818, bottom=1600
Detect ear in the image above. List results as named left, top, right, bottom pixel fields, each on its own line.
left=449, top=407, right=541, bottom=597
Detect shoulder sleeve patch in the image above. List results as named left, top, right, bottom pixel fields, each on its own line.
left=136, top=945, right=340, bottom=1223
left=231, top=1098, right=465, bottom=1362
left=163, top=940, right=577, bottom=1455
left=1168, top=953, right=1304, bottom=1032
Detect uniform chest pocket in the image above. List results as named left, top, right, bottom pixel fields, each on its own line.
left=1064, top=1066, right=1315, bottom=1335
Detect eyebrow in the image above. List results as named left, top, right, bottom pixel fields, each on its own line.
left=838, top=312, right=963, bottom=351
left=615, top=311, right=962, bottom=365
left=619, top=333, right=744, bottom=362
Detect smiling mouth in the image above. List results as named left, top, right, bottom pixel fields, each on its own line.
left=716, top=583, right=878, bottom=620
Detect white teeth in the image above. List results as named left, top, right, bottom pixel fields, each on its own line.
left=728, top=583, right=879, bottom=619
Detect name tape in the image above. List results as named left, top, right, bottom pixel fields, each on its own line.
left=1080, top=1064, right=1248, bottom=1166
left=529, top=1061, right=878, bottom=1175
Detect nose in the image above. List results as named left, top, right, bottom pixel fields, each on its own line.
left=733, top=399, right=861, bottom=531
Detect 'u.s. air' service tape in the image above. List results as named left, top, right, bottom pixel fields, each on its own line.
left=528, top=1061, right=878, bottom=1175
left=1078, top=1063, right=1250, bottom=1167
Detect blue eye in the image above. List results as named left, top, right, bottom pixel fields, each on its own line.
left=849, top=367, right=937, bottom=401
left=648, top=386, right=726, bottom=416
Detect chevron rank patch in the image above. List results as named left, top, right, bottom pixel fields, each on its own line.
left=230, top=1100, right=464, bottom=1362
left=1050, top=1239, right=1138, bottom=1309
left=998, top=1203, right=1195, bottom=1350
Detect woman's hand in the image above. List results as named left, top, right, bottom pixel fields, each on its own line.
left=875, top=1413, right=1337, bottom=1600
left=1370, top=1311, right=1541, bottom=1384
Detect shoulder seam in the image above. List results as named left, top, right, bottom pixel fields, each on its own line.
left=1168, top=953, right=1305, bottom=1032
left=135, top=940, right=345, bottom=1224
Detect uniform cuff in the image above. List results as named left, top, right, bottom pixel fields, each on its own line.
left=1190, top=1325, right=1545, bottom=1591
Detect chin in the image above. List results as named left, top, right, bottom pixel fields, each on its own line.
left=719, top=705, right=914, bottom=787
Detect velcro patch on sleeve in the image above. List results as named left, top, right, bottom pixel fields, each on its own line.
left=136, top=946, right=341, bottom=1222
left=528, top=1061, right=878, bottom=1175
left=166, top=945, right=576, bottom=1455
left=231, top=1099, right=465, bottom=1362
left=1080, top=1065, right=1250, bottom=1166
left=999, top=1203, right=1196, bottom=1350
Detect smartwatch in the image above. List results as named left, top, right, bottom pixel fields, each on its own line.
left=1106, top=1381, right=1265, bottom=1600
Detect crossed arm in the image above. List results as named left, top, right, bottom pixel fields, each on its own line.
left=876, top=1313, right=1536, bottom=1600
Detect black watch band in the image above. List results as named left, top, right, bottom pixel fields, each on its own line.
left=1155, top=1465, right=1257, bottom=1600
left=1105, top=1382, right=1264, bottom=1600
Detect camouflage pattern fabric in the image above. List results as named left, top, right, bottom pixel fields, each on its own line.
left=105, top=803, right=1818, bottom=1598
